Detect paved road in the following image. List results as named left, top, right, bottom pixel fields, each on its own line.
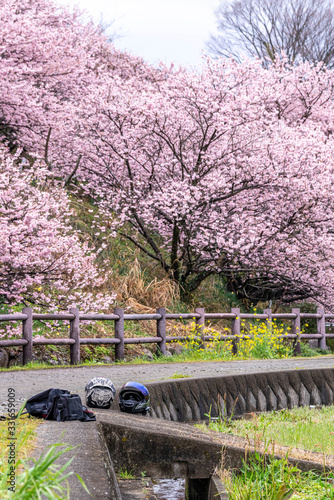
left=1, top=356, right=334, bottom=407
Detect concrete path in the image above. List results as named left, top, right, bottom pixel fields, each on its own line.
left=1, top=356, right=334, bottom=404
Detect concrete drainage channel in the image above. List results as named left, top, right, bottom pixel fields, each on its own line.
left=97, top=411, right=228, bottom=499
left=34, top=366, right=334, bottom=499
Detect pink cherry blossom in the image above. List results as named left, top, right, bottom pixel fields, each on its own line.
left=0, top=144, right=115, bottom=338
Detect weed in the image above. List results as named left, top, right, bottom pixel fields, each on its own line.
left=167, top=317, right=295, bottom=362
left=169, top=372, right=191, bottom=379
left=299, top=342, right=324, bottom=357
left=118, top=468, right=136, bottom=480
left=221, top=453, right=334, bottom=500
left=221, top=454, right=294, bottom=499
left=205, top=394, right=239, bottom=429
left=140, top=470, right=150, bottom=493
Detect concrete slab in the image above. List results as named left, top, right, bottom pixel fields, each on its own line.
left=32, top=419, right=116, bottom=500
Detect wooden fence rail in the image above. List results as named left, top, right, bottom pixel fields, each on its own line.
left=0, top=306, right=332, bottom=365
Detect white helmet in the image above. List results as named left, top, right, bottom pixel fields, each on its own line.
left=85, top=377, right=116, bottom=409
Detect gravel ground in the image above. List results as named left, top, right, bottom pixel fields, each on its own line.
left=1, top=356, right=334, bottom=413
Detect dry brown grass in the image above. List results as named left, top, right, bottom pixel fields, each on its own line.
left=112, top=258, right=180, bottom=313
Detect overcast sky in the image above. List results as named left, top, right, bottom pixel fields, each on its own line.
left=56, top=0, right=220, bottom=68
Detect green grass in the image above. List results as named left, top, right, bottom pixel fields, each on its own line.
left=118, top=468, right=136, bottom=480
left=198, top=404, right=334, bottom=498
left=198, top=405, right=334, bottom=455
left=222, top=453, right=334, bottom=500
left=0, top=415, right=38, bottom=463
left=162, top=372, right=191, bottom=379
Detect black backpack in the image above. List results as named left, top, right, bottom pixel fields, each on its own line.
left=25, top=388, right=96, bottom=422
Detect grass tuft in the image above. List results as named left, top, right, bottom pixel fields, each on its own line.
left=220, top=453, right=334, bottom=500
left=199, top=405, right=334, bottom=455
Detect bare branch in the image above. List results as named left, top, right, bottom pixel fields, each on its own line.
left=44, top=127, right=52, bottom=170
left=208, top=0, right=334, bottom=68
left=64, top=155, right=82, bottom=187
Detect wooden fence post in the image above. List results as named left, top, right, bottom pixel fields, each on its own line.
left=114, top=308, right=124, bottom=360
left=292, top=308, right=301, bottom=356
left=69, top=307, right=80, bottom=365
left=22, top=307, right=33, bottom=365
left=231, top=307, right=241, bottom=354
left=317, top=307, right=327, bottom=350
left=156, top=308, right=167, bottom=356
left=263, top=308, right=272, bottom=327
left=195, top=307, right=205, bottom=348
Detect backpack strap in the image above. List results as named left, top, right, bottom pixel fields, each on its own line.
left=55, top=397, right=67, bottom=422
left=81, top=408, right=96, bottom=422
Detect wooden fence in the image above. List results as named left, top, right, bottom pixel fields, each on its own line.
left=0, top=306, right=333, bottom=365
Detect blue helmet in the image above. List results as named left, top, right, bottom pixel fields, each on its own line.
left=119, top=381, right=150, bottom=414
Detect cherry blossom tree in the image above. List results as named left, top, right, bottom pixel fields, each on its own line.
left=0, top=0, right=161, bottom=174
left=76, top=57, right=334, bottom=307
left=0, top=144, right=115, bottom=316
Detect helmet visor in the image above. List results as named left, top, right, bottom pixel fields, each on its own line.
left=123, top=381, right=149, bottom=396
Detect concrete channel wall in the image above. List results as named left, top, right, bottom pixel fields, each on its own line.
left=98, top=410, right=230, bottom=499
left=145, top=367, right=334, bottom=422
left=208, top=476, right=229, bottom=500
